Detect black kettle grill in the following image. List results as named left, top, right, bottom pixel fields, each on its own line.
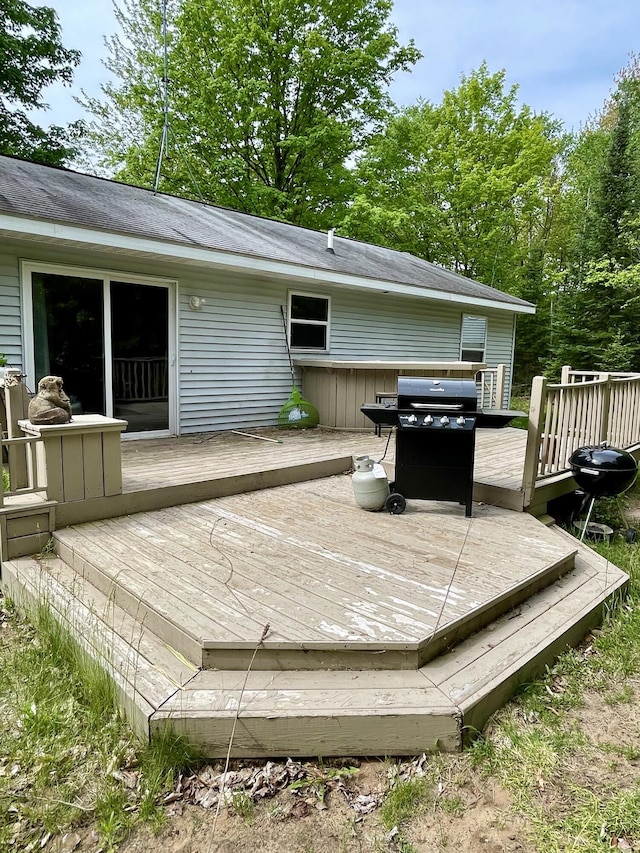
left=569, top=443, right=638, bottom=541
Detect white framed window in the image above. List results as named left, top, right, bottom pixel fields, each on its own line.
left=288, top=291, right=330, bottom=351
left=460, top=315, right=487, bottom=363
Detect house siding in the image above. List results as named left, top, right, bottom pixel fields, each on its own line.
left=485, top=312, right=516, bottom=406
left=0, top=251, right=21, bottom=367
left=1, top=241, right=520, bottom=433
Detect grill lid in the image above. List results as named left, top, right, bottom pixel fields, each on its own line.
left=396, top=376, right=478, bottom=412
left=569, top=443, right=638, bottom=497
left=569, top=444, right=637, bottom=472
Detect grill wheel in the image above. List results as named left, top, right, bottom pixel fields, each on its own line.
left=385, top=492, right=407, bottom=515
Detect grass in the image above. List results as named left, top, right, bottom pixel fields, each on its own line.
left=508, top=394, right=530, bottom=430
left=0, top=595, right=200, bottom=852
left=3, top=453, right=640, bottom=851
left=459, top=525, right=640, bottom=851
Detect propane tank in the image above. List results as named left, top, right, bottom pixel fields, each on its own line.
left=352, top=455, right=389, bottom=511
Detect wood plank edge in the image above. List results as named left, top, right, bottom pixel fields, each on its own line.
left=456, top=572, right=629, bottom=742
left=149, top=709, right=462, bottom=758
left=417, top=549, right=577, bottom=665
left=55, top=457, right=355, bottom=527
left=53, top=537, right=205, bottom=668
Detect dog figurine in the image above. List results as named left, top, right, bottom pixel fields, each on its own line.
left=28, top=375, right=72, bottom=425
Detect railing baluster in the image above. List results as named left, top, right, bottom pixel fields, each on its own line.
left=528, top=370, right=640, bottom=489
left=1, top=435, right=47, bottom=501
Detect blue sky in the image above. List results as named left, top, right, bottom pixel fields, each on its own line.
left=37, top=0, right=640, bottom=134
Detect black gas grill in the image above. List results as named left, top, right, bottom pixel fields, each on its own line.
left=361, top=376, right=519, bottom=517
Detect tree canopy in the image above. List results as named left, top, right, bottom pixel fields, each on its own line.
left=0, top=0, right=83, bottom=165
left=340, top=65, right=565, bottom=383
left=344, top=65, right=563, bottom=292
left=83, top=0, right=421, bottom=227
left=547, top=58, right=640, bottom=375
left=19, top=1, right=640, bottom=383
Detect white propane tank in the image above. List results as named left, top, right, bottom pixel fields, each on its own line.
left=352, top=455, right=389, bottom=511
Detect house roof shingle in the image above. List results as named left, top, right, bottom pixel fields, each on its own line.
left=0, top=156, right=533, bottom=312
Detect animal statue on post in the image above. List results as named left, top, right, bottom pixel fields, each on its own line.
left=28, top=375, right=72, bottom=425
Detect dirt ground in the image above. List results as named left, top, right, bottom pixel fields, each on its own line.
left=115, top=765, right=528, bottom=853
left=105, top=682, right=640, bottom=853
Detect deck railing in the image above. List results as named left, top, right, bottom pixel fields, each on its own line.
left=477, top=365, right=506, bottom=410
left=1, top=368, right=48, bottom=507
left=0, top=434, right=47, bottom=507
left=113, top=356, right=168, bottom=402
left=523, top=366, right=640, bottom=506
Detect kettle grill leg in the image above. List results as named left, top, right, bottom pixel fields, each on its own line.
left=579, top=496, right=597, bottom=542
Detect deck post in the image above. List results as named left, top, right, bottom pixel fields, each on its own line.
left=560, top=365, right=572, bottom=385
left=496, top=364, right=506, bottom=408
left=18, top=415, right=128, bottom=503
left=523, top=375, right=547, bottom=508
left=599, top=374, right=611, bottom=443
left=3, top=369, right=29, bottom=490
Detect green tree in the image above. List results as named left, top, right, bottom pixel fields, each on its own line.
left=587, top=93, right=637, bottom=263
left=344, top=65, right=562, bottom=294
left=83, top=0, right=420, bottom=227
left=0, top=0, right=83, bottom=165
left=343, top=65, right=564, bottom=384
left=548, top=60, right=640, bottom=374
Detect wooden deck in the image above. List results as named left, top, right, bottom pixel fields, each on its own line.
left=118, top=426, right=527, bottom=494
left=3, top=478, right=627, bottom=756
left=51, top=475, right=575, bottom=671
left=2, top=424, right=627, bottom=757
left=117, top=425, right=529, bottom=513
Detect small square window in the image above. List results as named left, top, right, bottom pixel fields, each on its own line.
left=291, top=294, right=328, bottom=322
left=461, top=315, right=487, bottom=363
left=288, top=292, right=330, bottom=351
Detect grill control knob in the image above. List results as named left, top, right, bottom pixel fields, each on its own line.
left=440, top=415, right=450, bottom=426
left=407, top=414, right=418, bottom=424
left=424, top=415, right=433, bottom=426
left=457, top=416, right=466, bottom=426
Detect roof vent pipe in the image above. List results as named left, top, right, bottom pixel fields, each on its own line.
left=327, top=228, right=335, bottom=254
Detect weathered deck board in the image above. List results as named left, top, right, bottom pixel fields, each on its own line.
left=53, top=473, right=576, bottom=671
left=153, top=669, right=461, bottom=757
left=120, top=427, right=527, bottom=497
left=432, top=546, right=628, bottom=738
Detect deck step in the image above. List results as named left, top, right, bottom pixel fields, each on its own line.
left=1, top=555, right=198, bottom=739
left=426, top=538, right=629, bottom=740
left=53, top=531, right=207, bottom=669
left=150, top=538, right=627, bottom=757
left=1, top=533, right=627, bottom=757
left=50, top=490, right=580, bottom=672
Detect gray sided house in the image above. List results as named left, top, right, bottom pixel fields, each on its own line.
left=0, top=156, right=534, bottom=437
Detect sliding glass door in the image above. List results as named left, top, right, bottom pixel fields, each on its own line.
left=110, top=281, right=169, bottom=432
left=27, top=266, right=175, bottom=436
left=32, top=272, right=105, bottom=416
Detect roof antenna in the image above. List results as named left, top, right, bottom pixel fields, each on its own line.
left=153, top=0, right=170, bottom=194
left=152, top=0, right=205, bottom=203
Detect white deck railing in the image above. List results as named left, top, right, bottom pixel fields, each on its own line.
left=113, top=356, right=168, bottom=401
left=523, top=366, right=640, bottom=506
left=477, top=365, right=506, bottom=410
left=0, top=434, right=47, bottom=507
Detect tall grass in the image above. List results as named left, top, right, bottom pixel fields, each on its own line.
left=0, top=596, right=200, bottom=852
